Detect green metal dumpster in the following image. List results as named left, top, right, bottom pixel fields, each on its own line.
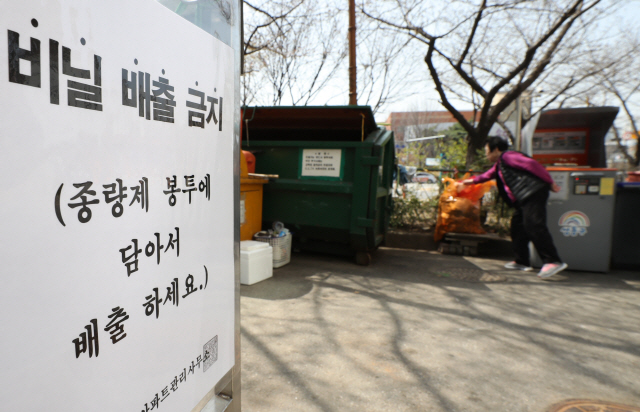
left=241, top=106, right=395, bottom=265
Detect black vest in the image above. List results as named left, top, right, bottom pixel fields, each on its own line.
left=497, top=152, right=549, bottom=205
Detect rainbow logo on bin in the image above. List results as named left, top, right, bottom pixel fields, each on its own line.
left=558, top=210, right=590, bottom=237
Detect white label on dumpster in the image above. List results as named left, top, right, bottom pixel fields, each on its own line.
left=301, top=149, right=342, bottom=178
left=0, top=1, right=235, bottom=411
left=240, top=197, right=246, bottom=225
left=549, top=171, right=569, bottom=201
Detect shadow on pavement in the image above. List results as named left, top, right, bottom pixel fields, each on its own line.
left=243, top=247, right=640, bottom=301
left=241, top=246, right=640, bottom=412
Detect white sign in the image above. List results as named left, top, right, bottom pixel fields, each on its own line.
left=301, top=149, right=342, bottom=178
left=549, top=171, right=569, bottom=201
left=0, top=1, right=235, bottom=411
left=532, top=130, right=587, bottom=154
left=425, top=157, right=441, bottom=167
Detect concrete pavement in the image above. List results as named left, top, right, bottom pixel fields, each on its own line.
left=240, top=247, right=640, bottom=412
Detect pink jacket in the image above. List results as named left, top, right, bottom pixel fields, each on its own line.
left=472, top=151, right=554, bottom=203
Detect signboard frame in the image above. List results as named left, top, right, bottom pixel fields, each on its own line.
left=0, top=1, right=243, bottom=411
left=161, top=1, right=244, bottom=410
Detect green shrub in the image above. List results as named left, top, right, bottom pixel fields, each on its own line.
left=390, top=193, right=439, bottom=231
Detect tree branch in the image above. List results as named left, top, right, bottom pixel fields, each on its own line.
left=425, top=40, right=475, bottom=137
left=457, top=0, right=487, bottom=66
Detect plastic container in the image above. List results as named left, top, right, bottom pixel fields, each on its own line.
left=254, top=232, right=292, bottom=268
left=240, top=241, right=273, bottom=285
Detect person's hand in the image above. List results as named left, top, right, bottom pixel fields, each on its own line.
left=551, top=183, right=561, bottom=192
left=460, top=178, right=474, bottom=185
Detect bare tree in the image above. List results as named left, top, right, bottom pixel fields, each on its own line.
left=582, top=33, right=640, bottom=166
left=355, top=11, right=423, bottom=113
left=242, top=0, right=423, bottom=112
left=362, top=0, right=624, bottom=165
left=242, top=1, right=348, bottom=106
left=243, top=0, right=303, bottom=57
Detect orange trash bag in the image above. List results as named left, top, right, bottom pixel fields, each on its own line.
left=434, top=174, right=496, bottom=242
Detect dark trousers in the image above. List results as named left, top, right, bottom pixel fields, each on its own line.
left=511, top=190, right=562, bottom=266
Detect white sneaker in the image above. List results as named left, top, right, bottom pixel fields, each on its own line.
left=537, top=262, right=568, bottom=279
left=504, top=261, right=534, bottom=272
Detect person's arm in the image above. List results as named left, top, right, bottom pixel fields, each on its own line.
left=472, top=163, right=498, bottom=183
left=461, top=163, right=498, bottom=185
left=503, top=151, right=554, bottom=185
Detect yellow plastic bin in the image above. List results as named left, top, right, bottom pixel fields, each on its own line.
left=240, top=151, right=269, bottom=241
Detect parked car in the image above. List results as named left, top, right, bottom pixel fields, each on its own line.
left=413, top=172, right=438, bottom=183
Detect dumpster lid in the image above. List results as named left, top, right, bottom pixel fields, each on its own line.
left=241, top=106, right=379, bottom=142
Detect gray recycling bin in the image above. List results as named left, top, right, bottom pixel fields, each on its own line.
left=544, top=168, right=618, bottom=272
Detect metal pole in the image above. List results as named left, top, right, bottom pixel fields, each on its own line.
left=348, top=0, right=357, bottom=105
left=515, top=95, right=522, bottom=151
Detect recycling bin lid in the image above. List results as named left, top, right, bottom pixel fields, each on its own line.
left=617, top=182, right=640, bottom=188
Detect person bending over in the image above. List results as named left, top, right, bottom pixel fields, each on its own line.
left=461, top=136, right=568, bottom=279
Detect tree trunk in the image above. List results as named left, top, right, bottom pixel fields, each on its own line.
left=466, top=126, right=492, bottom=167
